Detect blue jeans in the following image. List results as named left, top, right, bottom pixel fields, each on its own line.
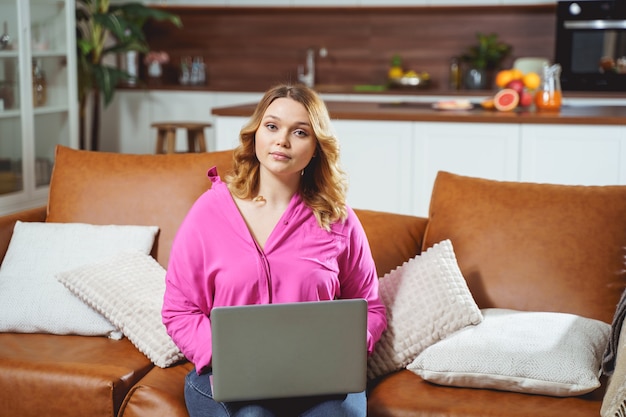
left=184, top=369, right=366, bottom=417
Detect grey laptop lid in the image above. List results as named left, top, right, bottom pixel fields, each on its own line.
left=210, top=299, right=367, bottom=402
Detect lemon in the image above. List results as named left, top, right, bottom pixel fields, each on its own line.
left=388, top=66, right=404, bottom=79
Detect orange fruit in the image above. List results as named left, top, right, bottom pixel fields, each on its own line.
left=522, top=72, right=541, bottom=90
left=481, top=98, right=495, bottom=110
left=495, top=70, right=514, bottom=88
left=493, top=88, right=519, bottom=111
left=509, top=68, right=524, bottom=80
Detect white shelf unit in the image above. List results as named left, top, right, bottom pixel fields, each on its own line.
left=0, top=0, right=78, bottom=215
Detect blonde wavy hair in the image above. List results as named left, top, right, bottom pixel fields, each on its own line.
left=226, top=83, right=348, bottom=231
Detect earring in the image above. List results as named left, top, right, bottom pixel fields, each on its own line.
left=301, top=169, right=305, bottom=176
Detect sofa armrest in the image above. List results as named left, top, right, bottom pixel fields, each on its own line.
left=602, top=319, right=626, bottom=417
left=0, top=206, right=47, bottom=263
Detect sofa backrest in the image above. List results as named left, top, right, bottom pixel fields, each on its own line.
left=353, top=209, right=427, bottom=277
left=46, top=146, right=235, bottom=267
left=45, top=146, right=427, bottom=276
left=423, top=171, right=626, bottom=324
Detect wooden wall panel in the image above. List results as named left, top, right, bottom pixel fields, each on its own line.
left=143, top=5, right=556, bottom=93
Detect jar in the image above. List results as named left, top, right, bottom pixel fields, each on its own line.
left=534, top=64, right=562, bottom=111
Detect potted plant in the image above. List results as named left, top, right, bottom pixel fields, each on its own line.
left=461, top=32, right=512, bottom=90
left=76, top=1, right=181, bottom=151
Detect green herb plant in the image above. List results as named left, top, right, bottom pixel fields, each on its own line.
left=461, top=32, right=512, bottom=70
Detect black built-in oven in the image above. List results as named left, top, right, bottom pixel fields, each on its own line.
left=555, top=0, right=626, bottom=91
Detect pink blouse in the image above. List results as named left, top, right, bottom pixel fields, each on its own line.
left=162, top=168, right=387, bottom=374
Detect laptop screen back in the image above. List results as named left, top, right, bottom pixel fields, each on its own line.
left=210, top=299, right=368, bottom=402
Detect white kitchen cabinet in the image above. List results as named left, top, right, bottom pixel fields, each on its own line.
left=332, top=120, right=414, bottom=215
left=0, top=0, right=78, bottom=215
left=213, top=115, right=247, bottom=151
left=211, top=111, right=626, bottom=217
left=413, top=122, right=520, bottom=216
left=101, top=90, right=262, bottom=154
left=520, top=124, right=626, bottom=186
left=215, top=115, right=414, bottom=215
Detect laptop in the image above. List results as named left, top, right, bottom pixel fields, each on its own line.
left=210, top=298, right=368, bottom=402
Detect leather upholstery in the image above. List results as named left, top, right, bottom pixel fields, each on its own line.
left=0, top=333, right=152, bottom=417
left=118, top=362, right=194, bottom=417
left=423, top=171, right=626, bottom=324
left=0, top=150, right=622, bottom=417
left=352, top=208, right=428, bottom=277
left=368, top=370, right=605, bottom=417
left=46, top=146, right=235, bottom=267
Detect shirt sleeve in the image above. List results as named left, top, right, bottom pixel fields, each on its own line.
left=162, top=192, right=216, bottom=374
left=337, top=207, right=387, bottom=355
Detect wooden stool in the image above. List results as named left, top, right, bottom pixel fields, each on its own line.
left=151, top=122, right=212, bottom=154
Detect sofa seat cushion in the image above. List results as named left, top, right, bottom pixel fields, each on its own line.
left=424, top=171, right=626, bottom=324
left=118, top=361, right=194, bottom=417
left=0, top=333, right=153, bottom=417
left=367, top=370, right=604, bottom=417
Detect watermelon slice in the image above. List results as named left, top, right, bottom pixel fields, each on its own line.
left=493, top=88, right=520, bottom=112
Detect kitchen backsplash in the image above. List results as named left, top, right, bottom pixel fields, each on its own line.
left=142, top=4, right=556, bottom=92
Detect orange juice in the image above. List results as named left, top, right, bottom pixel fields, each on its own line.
left=535, top=64, right=562, bottom=112
left=534, top=89, right=562, bottom=111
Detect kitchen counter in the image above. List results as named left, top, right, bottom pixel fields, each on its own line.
left=212, top=100, right=626, bottom=126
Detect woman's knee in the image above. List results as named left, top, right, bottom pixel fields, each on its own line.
left=184, top=370, right=230, bottom=417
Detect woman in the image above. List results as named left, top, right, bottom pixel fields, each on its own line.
left=162, top=83, right=387, bottom=417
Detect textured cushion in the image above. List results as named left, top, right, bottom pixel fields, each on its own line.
left=0, top=221, right=158, bottom=336
left=57, top=251, right=185, bottom=368
left=423, top=171, right=626, bottom=324
left=408, top=308, right=610, bottom=397
left=47, top=145, right=234, bottom=267
left=367, top=239, right=482, bottom=379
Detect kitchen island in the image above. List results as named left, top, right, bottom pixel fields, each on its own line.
left=212, top=100, right=626, bottom=125
left=212, top=100, right=626, bottom=216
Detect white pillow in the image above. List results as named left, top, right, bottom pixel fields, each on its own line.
left=56, top=251, right=185, bottom=368
left=408, top=308, right=611, bottom=397
left=367, top=239, right=482, bottom=379
left=0, top=221, right=158, bottom=337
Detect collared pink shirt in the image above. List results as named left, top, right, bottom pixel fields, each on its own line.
left=162, top=168, right=387, bottom=374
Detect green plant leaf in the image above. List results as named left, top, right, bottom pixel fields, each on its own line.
left=93, top=65, right=130, bottom=106
left=76, top=0, right=181, bottom=149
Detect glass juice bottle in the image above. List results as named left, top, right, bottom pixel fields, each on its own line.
left=535, top=64, right=562, bottom=111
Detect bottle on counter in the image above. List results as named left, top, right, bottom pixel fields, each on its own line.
left=32, top=59, right=47, bottom=107
left=534, top=64, right=562, bottom=111
left=449, top=57, right=461, bottom=90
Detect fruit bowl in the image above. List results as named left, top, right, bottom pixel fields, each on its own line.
left=388, top=72, right=431, bottom=89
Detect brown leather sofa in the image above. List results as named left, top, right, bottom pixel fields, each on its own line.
left=0, top=145, right=624, bottom=417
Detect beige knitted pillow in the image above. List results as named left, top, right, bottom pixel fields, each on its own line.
left=57, top=251, right=184, bottom=368
left=367, top=239, right=482, bottom=379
